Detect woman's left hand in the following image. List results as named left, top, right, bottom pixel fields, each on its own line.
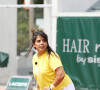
left=43, top=87, right=49, bottom=90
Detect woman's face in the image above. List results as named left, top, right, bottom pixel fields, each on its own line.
left=33, top=35, right=48, bottom=54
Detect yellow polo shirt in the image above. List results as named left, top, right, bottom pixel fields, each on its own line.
left=32, top=51, right=72, bottom=90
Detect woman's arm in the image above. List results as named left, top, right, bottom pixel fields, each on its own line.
left=35, top=83, right=40, bottom=90
left=52, top=66, right=65, bottom=87
left=43, top=66, right=65, bottom=90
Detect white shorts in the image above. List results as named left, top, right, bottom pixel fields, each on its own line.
left=62, top=82, right=75, bottom=90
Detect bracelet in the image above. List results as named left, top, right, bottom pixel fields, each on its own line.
left=49, top=84, right=55, bottom=90
left=49, top=86, right=51, bottom=90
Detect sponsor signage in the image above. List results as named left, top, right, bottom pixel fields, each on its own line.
left=6, top=76, right=32, bottom=90
left=56, top=17, right=100, bottom=89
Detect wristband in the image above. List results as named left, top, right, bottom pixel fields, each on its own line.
left=49, top=86, right=51, bottom=90
left=49, top=84, right=55, bottom=90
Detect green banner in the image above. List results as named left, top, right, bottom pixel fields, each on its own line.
left=56, top=17, right=100, bottom=90
left=6, top=76, right=31, bottom=90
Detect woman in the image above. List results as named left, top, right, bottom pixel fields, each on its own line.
left=28, top=29, right=75, bottom=90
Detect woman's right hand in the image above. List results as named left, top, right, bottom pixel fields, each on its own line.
left=35, top=83, right=40, bottom=90
left=35, top=88, right=40, bottom=90
left=36, top=83, right=40, bottom=88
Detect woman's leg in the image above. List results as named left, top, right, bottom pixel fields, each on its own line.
left=62, top=82, right=75, bottom=90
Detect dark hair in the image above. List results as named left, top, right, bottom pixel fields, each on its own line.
left=27, top=29, right=57, bottom=57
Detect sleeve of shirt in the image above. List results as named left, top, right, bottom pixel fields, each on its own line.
left=49, top=53, right=63, bottom=71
